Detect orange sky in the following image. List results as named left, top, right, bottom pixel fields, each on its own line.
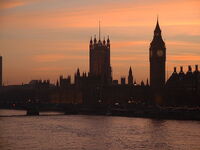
left=0, top=0, right=200, bottom=85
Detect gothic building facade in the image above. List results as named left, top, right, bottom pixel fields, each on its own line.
left=165, top=65, right=200, bottom=106
left=89, top=35, right=112, bottom=84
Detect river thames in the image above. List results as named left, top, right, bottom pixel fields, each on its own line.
left=0, top=109, right=200, bottom=150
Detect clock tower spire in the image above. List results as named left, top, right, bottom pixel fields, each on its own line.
left=149, top=18, right=166, bottom=91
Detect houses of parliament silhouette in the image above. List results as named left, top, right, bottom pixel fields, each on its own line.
left=0, top=19, right=200, bottom=107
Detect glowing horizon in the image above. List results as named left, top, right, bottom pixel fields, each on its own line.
left=0, top=0, right=200, bottom=85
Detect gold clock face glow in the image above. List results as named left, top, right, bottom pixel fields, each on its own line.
left=157, top=50, right=163, bottom=57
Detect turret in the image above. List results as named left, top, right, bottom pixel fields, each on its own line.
left=60, top=75, right=63, bottom=80
left=94, top=35, right=97, bottom=44
left=173, top=67, right=177, bottom=74
left=90, top=37, right=93, bottom=45
left=186, top=65, right=193, bottom=79
left=90, top=37, right=93, bottom=49
left=179, top=66, right=185, bottom=80
left=195, top=65, right=199, bottom=72
left=194, top=65, right=200, bottom=84
left=82, top=72, right=84, bottom=77
left=188, top=65, right=192, bottom=72
left=146, top=78, right=149, bottom=87
left=103, top=37, right=106, bottom=45
left=170, top=67, right=179, bottom=81
left=180, top=66, right=184, bottom=73
left=128, top=66, right=133, bottom=85
left=77, top=68, right=80, bottom=77
left=107, top=36, right=110, bottom=47
left=98, top=39, right=101, bottom=44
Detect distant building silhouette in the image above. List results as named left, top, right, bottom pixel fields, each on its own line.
left=149, top=18, right=166, bottom=91
left=128, top=66, right=133, bottom=85
left=165, top=65, right=200, bottom=105
left=59, top=75, right=71, bottom=88
left=121, top=77, right=126, bottom=85
left=74, top=68, right=81, bottom=86
left=89, top=23, right=112, bottom=84
left=29, top=79, right=50, bottom=88
left=112, top=80, right=118, bottom=85
left=0, top=56, right=2, bottom=86
left=166, top=65, right=200, bottom=91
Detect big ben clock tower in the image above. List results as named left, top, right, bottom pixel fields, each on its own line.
left=149, top=19, right=166, bottom=91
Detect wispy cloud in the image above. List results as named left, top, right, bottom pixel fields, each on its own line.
left=32, top=66, right=65, bottom=72
left=33, top=54, right=87, bottom=62
left=168, top=55, right=200, bottom=62
left=0, top=0, right=25, bottom=9
left=1, top=0, right=200, bottom=84
left=1, top=0, right=200, bottom=29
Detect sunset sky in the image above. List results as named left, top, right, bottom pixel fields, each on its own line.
left=0, top=0, right=200, bottom=85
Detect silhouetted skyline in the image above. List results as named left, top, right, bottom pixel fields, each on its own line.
left=0, top=0, right=200, bottom=85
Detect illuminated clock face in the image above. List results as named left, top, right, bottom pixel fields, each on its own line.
left=157, top=50, right=163, bottom=57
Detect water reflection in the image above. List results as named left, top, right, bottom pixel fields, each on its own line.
left=0, top=109, right=64, bottom=117
left=0, top=109, right=26, bottom=116
left=0, top=110, right=200, bottom=150
left=147, top=120, right=172, bottom=150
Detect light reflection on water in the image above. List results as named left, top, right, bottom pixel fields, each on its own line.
left=0, top=109, right=200, bottom=150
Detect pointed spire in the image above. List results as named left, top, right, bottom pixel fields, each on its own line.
left=128, top=66, right=133, bottom=85
left=154, top=16, right=161, bottom=34
left=157, top=14, right=159, bottom=23
left=99, top=20, right=101, bottom=41
left=129, top=66, right=132, bottom=74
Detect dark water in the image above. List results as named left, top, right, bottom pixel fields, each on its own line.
left=0, top=110, right=200, bottom=150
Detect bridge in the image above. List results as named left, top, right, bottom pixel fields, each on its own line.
left=0, top=100, right=82, bottom=116
left=1, top=100, right=200, bottom=121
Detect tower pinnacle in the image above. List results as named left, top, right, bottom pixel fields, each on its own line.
left=99, top=20, right=101, bottom=41
left=128, top=66, right=133, bottom=85
left=154, top=16, right=161, bottom=33
left=129, top=66, right=132, bottom=74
